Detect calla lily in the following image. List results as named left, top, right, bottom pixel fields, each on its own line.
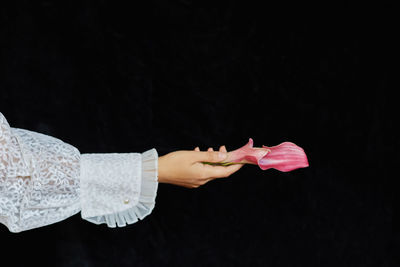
left=205, top=138, right=309, bottom=172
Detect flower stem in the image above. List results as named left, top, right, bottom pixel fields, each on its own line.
left=202, top=161, right=243, bottom=166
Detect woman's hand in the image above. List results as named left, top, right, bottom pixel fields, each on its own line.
left=157, top=145, right=244, bottom=188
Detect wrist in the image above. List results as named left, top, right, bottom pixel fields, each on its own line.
left=157, top=155, right=165, bottom=183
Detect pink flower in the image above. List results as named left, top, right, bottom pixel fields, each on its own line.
left=224, top=138, right=309, bottom=172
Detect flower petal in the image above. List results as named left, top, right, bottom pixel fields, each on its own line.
left=227, top=138, right=269, bottom=165
left=259, top=142, right=309, bottom=172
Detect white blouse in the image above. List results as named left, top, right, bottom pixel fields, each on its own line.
left=0, top=112, right=159, bottom=233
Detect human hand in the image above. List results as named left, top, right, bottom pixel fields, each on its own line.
left=157, top=145, right=245, bottom=189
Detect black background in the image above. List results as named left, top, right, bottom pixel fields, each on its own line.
left=0, top=1, right=397, bottom=266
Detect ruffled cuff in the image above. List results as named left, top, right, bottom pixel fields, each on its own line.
left=110, top=148, right=159, bottom=227
left=80, top=148, right=159, bottom=228
left=129, top=148, right=159, bottom=222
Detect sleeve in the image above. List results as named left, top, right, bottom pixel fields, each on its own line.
left=0, top=112, right=159, bottom=233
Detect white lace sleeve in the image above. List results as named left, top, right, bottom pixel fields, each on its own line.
left=0, top=112, right=159, bottom=233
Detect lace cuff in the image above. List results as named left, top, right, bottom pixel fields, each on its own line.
left=80, top=148, right=159, bottom=228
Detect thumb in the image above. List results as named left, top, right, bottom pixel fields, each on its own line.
left=194, top=151, right=228, bottom=163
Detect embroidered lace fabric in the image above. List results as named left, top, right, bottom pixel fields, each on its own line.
left=0, top=112, right=159, bottom=233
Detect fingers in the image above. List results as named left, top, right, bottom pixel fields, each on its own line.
left=193, top=150, right=228, bottom=163
left=208, top=146, right=227, bottom=152
left=202, top=162, right=245, bottom=179
left=194, top=145, right=227, bottom=152
left=192, top=145, right=229, bottom=163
